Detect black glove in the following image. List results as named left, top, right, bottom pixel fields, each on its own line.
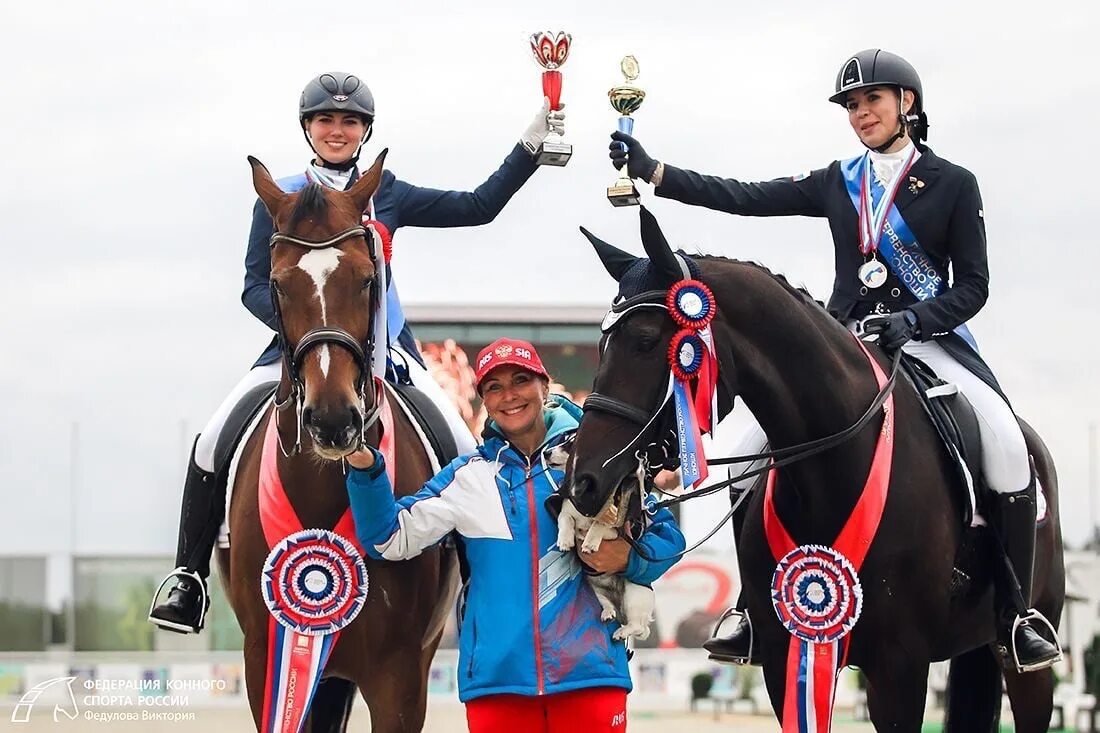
left=609, top=131, right=659, bottom=183
left=862, top=310, right=920, bottom=351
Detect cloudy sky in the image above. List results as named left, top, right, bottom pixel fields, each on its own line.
left=2, top=0, right=1097, bottom=569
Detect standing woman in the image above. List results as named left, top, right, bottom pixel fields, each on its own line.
left=149, top=71, right=565, bottom=635
left=609, top=49, right=1060, bottom=673
left=345, top=339, right=686, bottom=732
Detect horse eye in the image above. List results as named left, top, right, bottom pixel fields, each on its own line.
left=636, top=333, right=659, bottom=352
left=361, top=278, right=372, bottom=292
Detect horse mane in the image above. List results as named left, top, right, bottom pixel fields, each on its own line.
left=693, top=253, right=827, bottom=311
left=287, top=183, right=329, bottom=230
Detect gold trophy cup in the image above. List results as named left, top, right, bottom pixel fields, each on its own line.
left=607, top=55, right=646, bottom=206
left=529, top=31, right=572, bottom=166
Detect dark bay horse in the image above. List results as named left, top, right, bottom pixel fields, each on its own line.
left=216, top=152, right=458, bottom=732
left=568, top=208, right=1064, bottom=732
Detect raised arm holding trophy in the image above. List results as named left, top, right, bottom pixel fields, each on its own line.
left=529, top=31, right=573, bottom=166
left=607, top=55, right=646, bottom=206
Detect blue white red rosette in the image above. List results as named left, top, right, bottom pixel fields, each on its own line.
left=666, top=280, right=716, bottom=331
left=669, top=330, right=705, bottom=381
left=261, top=528, right=369, bottom=636
left=770, top=544, right=863, bottom=643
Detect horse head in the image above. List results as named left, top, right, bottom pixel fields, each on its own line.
left=249, top=150, right=388, bottom=459
left=568, top=208, right=731, bottom=518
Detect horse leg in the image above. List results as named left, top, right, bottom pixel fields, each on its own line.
left=241, top=629, right=271, bottom=730
left=302, top=678, right=356, bottom=733
left=863, top=658, right=931, bottom=733
left=1003, top=666, right=1054, bottom=733
left=942, top=646, right=1002, bottom=733
left=758, top=645, right=793, bottom=723
left=357, top=645, right=431, bottom=733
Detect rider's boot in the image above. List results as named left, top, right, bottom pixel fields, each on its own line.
left=989, top=467, right=1062, bottom=672
left=148, top=437, right=221, bottom=634
left=702, top=605, right=762, bottom=666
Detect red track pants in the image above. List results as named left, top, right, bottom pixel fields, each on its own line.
left=465, top=687, right=628, bottom=733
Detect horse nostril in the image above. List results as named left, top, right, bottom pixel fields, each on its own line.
left=348, top=406, right=363, bottom=433
left=302, top=407, right=315, bottom=427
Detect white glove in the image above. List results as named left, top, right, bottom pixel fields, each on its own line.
left=520, top=97, right=567, bottom=155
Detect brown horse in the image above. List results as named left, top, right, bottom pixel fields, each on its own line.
left=216, top=152, right=458, bottom=732
left=568, top=209, right=1065, bottom=732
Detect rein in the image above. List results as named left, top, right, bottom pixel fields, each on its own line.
left=268, top=224, right=385, bottom=456
left=585, top=286, right=905, bottom=564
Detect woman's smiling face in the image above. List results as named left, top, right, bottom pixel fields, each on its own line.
left=480, top=365, right=549, bottom=442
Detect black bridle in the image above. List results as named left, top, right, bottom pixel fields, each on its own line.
left=269, top=225, right=384, bottom=456
left=583, top=285, right=904, bottom=562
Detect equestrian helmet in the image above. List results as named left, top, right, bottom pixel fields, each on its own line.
left=299, top=72, right=375, bottom=126
left=829, top=49, right=922, bottom=109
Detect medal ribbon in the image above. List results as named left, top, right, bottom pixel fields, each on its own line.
left=857, top=148, right=917, bottom=257
left=258, top=399, right=395, bottom=733
left=843, top=155, right=980, bottom=352
left=763, top=337, right=894, bottom=733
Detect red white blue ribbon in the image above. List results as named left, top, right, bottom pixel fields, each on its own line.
left=666, top=280, right=719, bottom=488
left=763, top=337, right=894, bottom=732
left=257, top=399, right=396, bottom=733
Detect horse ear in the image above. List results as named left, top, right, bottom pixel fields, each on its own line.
left=579, top=226, right=638, bottom=282
left=348, top=148, right=389, bottom=214
left=639, top=206, right=684, bottom=284
left=248, top=156, right=287, bottom=218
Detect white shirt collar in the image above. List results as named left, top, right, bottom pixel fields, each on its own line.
left=868, top=140, right=919, bottom=187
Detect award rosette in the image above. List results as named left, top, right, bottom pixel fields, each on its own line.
left=260, top=528, right=368, bottom=733
left=771, top=544, right=863, bottom=643
left=664, top=279, right=719, bottom=489
left=262, top=528, right=368, bottom=635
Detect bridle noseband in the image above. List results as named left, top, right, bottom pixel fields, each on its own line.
left=583, top=289, right=685, bottom=474
left=269, top=224, right=384, bottom=456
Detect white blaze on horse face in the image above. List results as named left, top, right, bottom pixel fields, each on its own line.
left=297, top=249, right=346, bottom=377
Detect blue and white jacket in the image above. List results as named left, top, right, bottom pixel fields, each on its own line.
left=243, top=143, right=538, bottom=368
left=345, top=397, right=686, bottom=702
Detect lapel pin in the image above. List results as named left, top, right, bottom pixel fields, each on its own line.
left=908, top=176, right=925, bottom=195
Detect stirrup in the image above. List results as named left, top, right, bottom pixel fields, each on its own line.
left=1008, top=609, right=1063, bottom=673
left=706, top=607, right=755, bottom=665
left=147, top=567, right=209, bottom=633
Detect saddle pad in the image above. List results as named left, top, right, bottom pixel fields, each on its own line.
left=900, top=353, right=984, bottom=525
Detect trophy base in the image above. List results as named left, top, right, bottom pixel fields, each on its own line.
left=536, top=141, right=572, bottom=167
left=607, top=182, right=640, bottom=207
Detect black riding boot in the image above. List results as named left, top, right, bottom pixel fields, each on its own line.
left=989, top=476, right=1061, bottom=672
left=148, top=437, right=221, bottom=634
left=702, top=604, right=762, bottom=666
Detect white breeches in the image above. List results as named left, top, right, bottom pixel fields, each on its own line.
left=712, top=337, right=1031, bottom=496
left=899, top=338, right=1030, bottom=494
left=194, top=363, right=282, bottom=472
left=194, top=348, right=477, bottom=473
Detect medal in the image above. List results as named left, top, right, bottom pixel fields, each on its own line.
left=858, top=258, right=888, bottom=289
left=857, top=148, right=917, bottom=285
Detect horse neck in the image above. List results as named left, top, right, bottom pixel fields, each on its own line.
left=706, top=262, right=883, bottom=540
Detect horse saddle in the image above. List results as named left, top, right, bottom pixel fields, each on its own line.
left=899, top=353, right=985, bottom=525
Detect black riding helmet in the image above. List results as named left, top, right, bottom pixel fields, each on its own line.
left=829, top=49, right=928, bottom=151
left=299, top=72, right=376, bottom=170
